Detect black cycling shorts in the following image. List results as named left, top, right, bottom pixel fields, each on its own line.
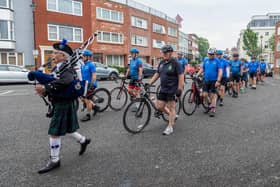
left=261, top=71, right=266, bottom=76
left=203, top=80, right=216, bottom=94
left=249, top=72, right=257, bottom=79
left=231, top=74, right=241, bottom=82
left=221, top=77, right=228, bottom=86
left=157, top=92, right=176, bottom=102
left=242, top=73, right=248, bottom=81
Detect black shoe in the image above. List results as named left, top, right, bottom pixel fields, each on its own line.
left=92, top=105, right=100, bottom=116
left=80, top=114, right=91, bottom=122
left=209, top=108, right=215, bottom=117
left=154, top=110, right=162, bottom=118
left=219, top=101, right=224, bottom=107
left=38, top=159, right=60, bottom=174
left=79, top=138, right=91, bottom=155
left=94, top=97, right=104, bottom=104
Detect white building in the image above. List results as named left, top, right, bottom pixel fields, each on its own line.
left=238, top=13, right=280, bottom=63
left=178, top=31, right=189, bottom=56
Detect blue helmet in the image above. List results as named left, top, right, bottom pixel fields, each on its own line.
left=130, top=48, right=139, bottom=54
left=222, top=54, right=228, bottom=59
left=216, top=50, right=223, bottom=55
left=82, top=49, right=93, bottom=57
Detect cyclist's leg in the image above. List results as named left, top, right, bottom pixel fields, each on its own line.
left=128, top=79, right=136, bottom=98
left=167, top=99, right=176, bottom=127
left=156, top=93, right=169, bottom=114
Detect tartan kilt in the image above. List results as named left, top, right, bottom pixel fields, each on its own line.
left=48, top=100, right=79, bottom=136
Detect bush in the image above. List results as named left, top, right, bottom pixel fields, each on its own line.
left=108, top=65, right=126, bottom=74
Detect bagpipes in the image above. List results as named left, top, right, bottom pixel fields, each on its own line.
left=28, top=33, right=98, bottom=100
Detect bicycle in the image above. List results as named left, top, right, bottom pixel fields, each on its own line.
left=109, top=77, right=130, bottom=111
left=182, top=75, right=210, bottom=116
left=80, top=86, right=111, bottom=113
left=122, top=83, right=181, bottom=134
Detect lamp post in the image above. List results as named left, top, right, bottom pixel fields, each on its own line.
left=260, top=35, right=263, bottom=58
left=30, top=1, right=37, bottom=70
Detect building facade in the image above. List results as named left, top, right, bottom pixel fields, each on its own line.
left=274, top=22, right=280, bottom=75
left=0, top=0, right=34, bottom=67
left=238, top=13, right=280, bottom=63
left=178, top=31, right=189, bottom=57
left=32, top=0, right=179, bottom=68
left=187, top=33, right=199, bottom=61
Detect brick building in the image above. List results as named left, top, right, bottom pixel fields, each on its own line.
left=33, top=0, right=179, bottom=69
left=274, top=22, right=280, bottom=75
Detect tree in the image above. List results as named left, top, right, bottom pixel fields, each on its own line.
left=269, top=34, right=275, bottom=52
left=198, top=37, right=210, bottom=60
left=242, top=28, right=261, bottom=57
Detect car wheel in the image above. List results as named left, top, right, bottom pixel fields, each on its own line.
left=109, top=72, right=118, bottom=80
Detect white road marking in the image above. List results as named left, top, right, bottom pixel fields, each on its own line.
left=0, top=90, right=14, bottom=96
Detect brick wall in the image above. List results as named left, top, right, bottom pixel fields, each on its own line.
left=274, top=22, right=280, bottom=75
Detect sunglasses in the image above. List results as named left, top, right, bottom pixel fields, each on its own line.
left=208, top=54, right=215, bottom=56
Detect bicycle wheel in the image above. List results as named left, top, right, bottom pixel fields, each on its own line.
left=123, top=99, right=151, bottom=134
left=201, top=96, right=210, bottom=112
left=91, top=88, right=111, bottom=112
left=182, top=89, right=197, bottom=116
left=161, top=97, right=181, bottom=122
left=109, top=87, right=128, bottom=111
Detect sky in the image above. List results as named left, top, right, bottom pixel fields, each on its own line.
left=140, top=0, right=280, bottom=50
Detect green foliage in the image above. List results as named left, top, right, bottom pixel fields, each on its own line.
left=269, top=34, right=275, bottom=52
left=108, top=65, right=125, bottom=74
left=198, top=37, right=210, bottom=58
left=242, top=28, right=261, bottom=57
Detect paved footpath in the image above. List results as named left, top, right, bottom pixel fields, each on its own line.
left=1, top=78, right=280, bottom=186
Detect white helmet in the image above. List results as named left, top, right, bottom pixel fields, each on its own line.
left=207, top=48, right=216, bottom=54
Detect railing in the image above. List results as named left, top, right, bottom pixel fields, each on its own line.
left=110, top=0, right=178, bottom=24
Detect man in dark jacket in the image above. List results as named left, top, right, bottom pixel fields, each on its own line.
left=35, top=40, right=91, bottom=174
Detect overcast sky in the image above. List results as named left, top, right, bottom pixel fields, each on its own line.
left=140, top=0, right=280, bottom=50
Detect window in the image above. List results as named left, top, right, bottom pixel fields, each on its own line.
left=0, top=20, right=14, bottom=40
left=0, top=0, right=12, bottom=8
left=276, top=58, right=280, bottom=68
left=96, top=7, right=123, bottom=23
left=131, top=16, right=147, bottom=29
left=168, top=27, right=177, bottom=37
left=0, top=52, right=24, bottom=66
left=153, top=39, right=165, bottom=48
left=106, top=55, right=124, bottom=67
left=277, top=42, right=280, bottom=52
left=97, top=31, right=123, bottom=44
left=131, top=35, right=148, bottom=47
left=153, top=23, right=166, bottom=34
left=48, top=24, right=83, bottom=42
left=265, top=32, right=269, bottom=36
left=47, top=0, right=82, bottom=16
left=167, top=42, right=177, bottom=51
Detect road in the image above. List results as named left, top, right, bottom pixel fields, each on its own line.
left=1, top=78, right=280, bottom=186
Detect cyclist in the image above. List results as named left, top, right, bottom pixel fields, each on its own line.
left=241, top=58, right=249, bottom=92
left=177, top=51, right=188, bottom=74
left=126, top=48, right=143, bottom=99
left=248, top=57, right=259, bottom=89
left=149, top=45, right=184, bottom=135
left=229, top=52, right=242, bottom=98
left=259, top=58, right=267, bottom=83
left=196, top=48, right=222, bottom=117
left=80, top=49, right=99, bottom=122
left=216, top=50, right=229, bottom=106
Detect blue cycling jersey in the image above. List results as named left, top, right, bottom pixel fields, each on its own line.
left=177, top=57, right=188, bottom=72
left=129, top=57, right=142, bottom=80
left=202, top=58, right=222, bottom=81
left=81, top=61, right=97, bottom=87
left=230, top=60, right=241, bottom=75
left=248, top=61, right=259, bottom=73
left=260, top=62, right=266, bottom=71
left=218, top=58, right=229, bottom=78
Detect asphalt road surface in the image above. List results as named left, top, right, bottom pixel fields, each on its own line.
left=1, top=78, right=280, bottom=186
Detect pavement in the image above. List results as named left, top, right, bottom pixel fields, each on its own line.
left=1, top=78, right=280, bottom=186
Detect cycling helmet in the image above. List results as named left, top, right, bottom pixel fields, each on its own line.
left=161, top=45, right=174, bottom=53
left=223, top=54, right=228, bottom=59
left=207, top=48, right=216, bottom=54
left=130, top=48, right=139, bottom=54
left=177, top=51, right=184, bottom=55
left=215, top=50, right=223, bottom=55
left=82, top=49, right=93, bottom=56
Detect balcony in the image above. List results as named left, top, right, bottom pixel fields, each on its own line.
left=0, top=40, right=16, bottom=49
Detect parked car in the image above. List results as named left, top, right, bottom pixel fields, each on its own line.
left=142, top=62, right=157, bottom=78
left=0, top=64, right=30, bottom=84
left=95, top=62, right=119, bottom=80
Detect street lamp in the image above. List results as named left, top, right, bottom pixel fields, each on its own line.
left=260, top=35, right=263, bottom=57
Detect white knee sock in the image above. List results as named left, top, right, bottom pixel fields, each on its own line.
left=49, top=137, right=61, bottom=162
left=69, top=132, right=86, bottom=144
